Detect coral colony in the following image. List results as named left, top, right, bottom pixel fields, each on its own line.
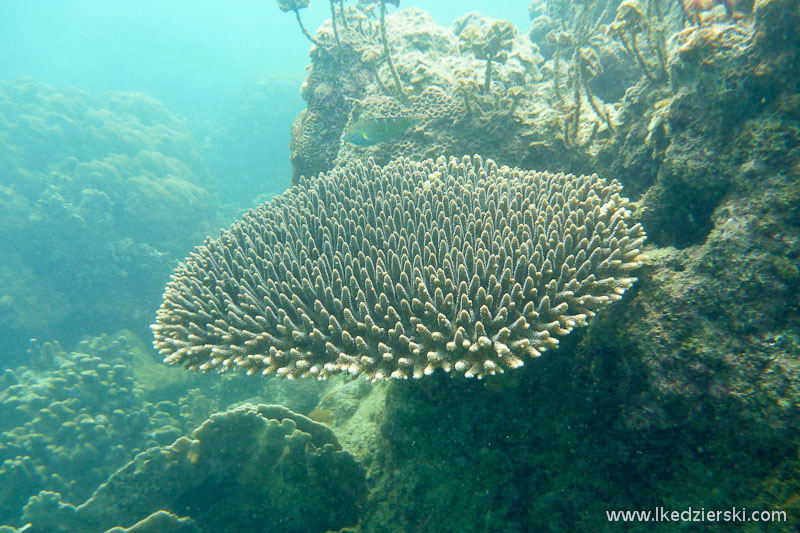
left=153, top=155, right=644, bottom=380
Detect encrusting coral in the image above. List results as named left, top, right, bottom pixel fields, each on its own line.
left=153, top=155, right=645, bottom=381
left=20, top=404, right=366, bottom=533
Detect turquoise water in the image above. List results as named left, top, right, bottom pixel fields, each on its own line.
left=0, top=0, right=530, bottom=115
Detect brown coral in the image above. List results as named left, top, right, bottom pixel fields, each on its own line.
left=152, top=155, right=645, bottom=380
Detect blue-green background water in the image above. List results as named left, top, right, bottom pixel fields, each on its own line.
left=0, top=0, right=530, bottom=116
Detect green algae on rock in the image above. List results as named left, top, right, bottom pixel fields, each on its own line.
left=153, top=155, right=645, bottom=380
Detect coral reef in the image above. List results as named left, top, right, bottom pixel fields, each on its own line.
left=290, top=7, right=623, bottom=183
left=280, top=0, right=682, bottom=184
left=20, top=404, right=366, bottom=533
left=606, top=0, right=669, bottom=81
left=0, top=335, right=159, bottom=525
left=271, top=1, right=800, bottom=530
left=1, top=0, right=798, bottom=531
left=153, top=155, right=644, bottom=380
left=0, top=330, right=330, bottom=528
left=0, top=79, right=228, bottom=358
left=596, top=199, right=800, bottom=433
left=347, top=343, right=798, bottom=531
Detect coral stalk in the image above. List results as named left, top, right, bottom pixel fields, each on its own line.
left=339, top=0, right=349, bottom=30
left=630, top=33, right=656, bottom=81
left=483, top=55, right=494, bottom=94
left=379, top=1, right=406, bottom=101
left=369, top=62, right=392, bottom=95
left=293, top=8, right=324, bottom=47
left=571, top=55, right=582, bottom=146
left=329, top=0, right=340, bottom=45
left=652, top=0, right=669, bottom=77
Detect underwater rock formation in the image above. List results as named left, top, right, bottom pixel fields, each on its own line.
left=592, top=0, right=800, bottom=432
left=20, top=404, right=366, bottom=533
left=287, top=4, right=667, bottom=183
left=153, top=155, right=644, bottom=380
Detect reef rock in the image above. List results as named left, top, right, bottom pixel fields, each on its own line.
left=289, top=6, right=643, bottom=184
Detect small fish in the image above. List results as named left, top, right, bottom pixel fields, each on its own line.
left=343, top=114, right=423, bottom=146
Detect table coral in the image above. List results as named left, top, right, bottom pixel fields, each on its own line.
left=153, top=155, right=644, bottom=380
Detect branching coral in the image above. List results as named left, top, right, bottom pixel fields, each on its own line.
left=458, top=20, right=516, bottom=94
left=578, top=47, right=616, bottom=134
left=360, top=45, right=393, bottom=95
left=542, top=0, right=628, bottom=148
left=608, top=0, right=659, bottom=79
left=600, top=0, right=674, bottom=81
left=534, top=0, right=672, bottom=149
left=153, top=155, right=645, bottom=381
left=286, top=0, right=406, bottom=101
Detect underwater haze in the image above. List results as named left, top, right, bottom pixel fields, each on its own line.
left=0, top=0, right=530, bottom=115
left=2, top=0, right=800, bottom=531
